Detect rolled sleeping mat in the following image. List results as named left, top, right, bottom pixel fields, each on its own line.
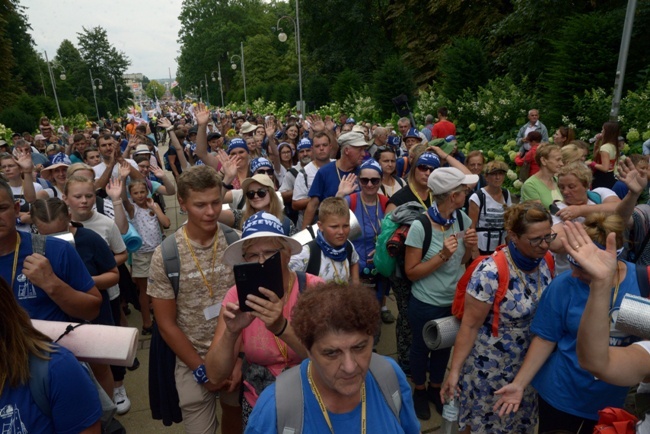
left=32, top=320, right=139, bottom=367
left=615, top=294, right=650, bottom=339
left=423, top=316, right=461, bottom=350
left=291, top=210, right=362, bottom=246
left=122, top=222, right=143, bottom=253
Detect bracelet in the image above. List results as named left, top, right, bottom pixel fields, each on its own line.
left=112, top=199, right=123, bottom=205
left=439, top=252, right=449, bottom=262
left=223, top=183, right=234, bottom=190
left=274, top=318, right=289, bottom=337
left=192, top=364, right=209, bottom=384
left=166, top=126, right=174, bottom=132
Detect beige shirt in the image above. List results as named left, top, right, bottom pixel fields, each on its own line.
left=148, top=227, right=235, bottom=356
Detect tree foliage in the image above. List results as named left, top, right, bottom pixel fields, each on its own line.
left=438, top=38, right=491, bottom=102
left=145, top=80, right=166, bottom=100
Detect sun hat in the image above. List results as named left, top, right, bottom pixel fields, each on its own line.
left=41, top=161, right=70, bottom=180
left=222, top=211, right=302, bottom=266
left=241, top=173, right=275, bottom=192
left=427, top=167, right=478, bottom=195
left=34, top=134, right=46, bottom=141
left=250, top=157, right=273, bottom=174
left=133, top=144, right=152, bottom=156
left=240, top=122, right=257, bottom=134
left=337, top=132, right=367, bottom=148
left=485, top=160, right=509, bottom=174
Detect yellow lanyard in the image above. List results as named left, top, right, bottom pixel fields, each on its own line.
left=360, top=198, right=380, bottom=239
left=505, top=249, right=541, bottom=298
left=273, top=272, right=295, bottom=368
left=329, top=257, right=349, bottom=284
left=182, top=227, right=218, bottom=297
left=11, top=233, right=21, bottom=288
left=409, top=183, right=432, bottom=210
left=307, top=362, right=366, bottom=434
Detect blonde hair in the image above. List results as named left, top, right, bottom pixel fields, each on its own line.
left=406, top=143, right=430, bottom=186
left=561, top=144, right=583, bottom=165
left=535, top=144, right=560, bottom=168
left=67, top=163, right=94, bottom=178
left=64, top=175, right=95, bottom=195
left=318, top=197, right=349, bottom=223
left=583, top=213, right=624, bottom=249
left=240, top=183, right=284, bottom=230
left=558, top=162, right=592, bottom=189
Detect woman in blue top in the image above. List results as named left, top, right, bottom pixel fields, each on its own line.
left=495, top=213, right=641, bottom=433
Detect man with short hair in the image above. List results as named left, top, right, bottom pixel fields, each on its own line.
left=14, top=139, right=48, bottom=167
left=422, top=114, right=435, bottom=141
left=431, top=107, right=456, bottom=138
left=280, top=137, right=313, bottom=224
left=68, top=133, right=88, bottom=164
left=93, top=134, right=143, bottom=192
left=516, top=108, right=549, bottom=149
left=301, top=131, right=367, bottom=229
left=0, top=178, right=102, bottom=322
left=368, top=127, right=388, bottom=157
left=148, top=165, right=240, bottom=434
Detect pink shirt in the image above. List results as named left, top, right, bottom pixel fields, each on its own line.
left=222, top=272, right=323, bottom=407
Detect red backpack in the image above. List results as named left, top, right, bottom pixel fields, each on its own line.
left=451, top=245, right=555, bottom=337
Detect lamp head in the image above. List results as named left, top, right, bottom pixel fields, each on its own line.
left=278, top=32, right=288, bottom=43
left=231, top=63, right=237, bottom=70
left=60, top=73, right=66, bottom=80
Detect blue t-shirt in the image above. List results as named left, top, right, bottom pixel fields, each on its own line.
left=0, top=345, right=102, bottom=434
left=246, top=356, right=420, bottom=434
left=0, top=232, right=96, bottom=321
left=531, top=262, right=640, bottom=420
left=308, top=161, right=358, bottom=202
left=345, top=193, right=386, bottom=272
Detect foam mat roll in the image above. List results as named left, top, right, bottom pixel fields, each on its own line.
left=423, top=316, right=461, bottom=350
left=32, top=320, right=139, bottom=366
left=615, top=294, right=650, bottom=339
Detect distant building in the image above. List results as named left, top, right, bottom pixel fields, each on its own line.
left=123, top=73, right=144, bottom=98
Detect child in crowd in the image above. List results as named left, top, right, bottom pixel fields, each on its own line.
left=121, top=177, right=170, bottom=334
left=290, top=196, right=359, bottom=284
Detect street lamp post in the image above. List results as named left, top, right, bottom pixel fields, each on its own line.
left=44, top=51, right=65, bottom=128
left=276, top=7, right=303, bottom=113
left=204, top=73, right=210, bottom=107
left=609, top=0, right=637, bottom=121
left=211, top=65, right=225, bottom=108
left=230, top=42, right=247, bottom=103
left=112, top=76, right=123, bottom=116
left=200, top=80, right=206, bottom=103
left=89, top=70, right=103, bottom=120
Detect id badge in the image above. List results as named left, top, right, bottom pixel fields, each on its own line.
left=204, top=303, right=221, bottom=321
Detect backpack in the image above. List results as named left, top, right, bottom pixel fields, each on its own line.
left=275, top=353, right=401, bottom=433
left=348, top=192, right=389, bottom=214
left=475, top=188, right=510, bottom=250
left=149, top=223, right=239, bottom=426
left=305, top=239, right=354, bottom=276
left=587, top=190, right=603, bottom=204
left=451, top=245, right=555, bottom=337
left=399, top=157, right=409, bottom=178
left=593, top=407, right=638, bottom=434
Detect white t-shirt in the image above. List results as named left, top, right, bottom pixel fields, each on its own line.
left=76, top=211, right=127, bottom=300
left=292, top=162, right=325, bottom=229
left=469, top=187, right=512, bottom=252
left=289, top=243, right=359, bottom=284
left=93, top=159, right=138, bottom=181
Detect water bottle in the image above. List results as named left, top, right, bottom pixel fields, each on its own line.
left=441, top=398, right=459, bottom=434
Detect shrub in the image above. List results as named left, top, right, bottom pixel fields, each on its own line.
left=371, top=56, right=415, bottom=120
left=0, top=107, right=37, bottom=133
left=439, top=38, right=491, bottom=102
left=331, top=69, right=364, bottom=103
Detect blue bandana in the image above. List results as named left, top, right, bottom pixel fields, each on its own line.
left=242, top=211, right=284, bottom=238
left=49, top=152, right=71, bottom=165
left=315, top=230, right=348, bottom=261
left=345, top=118, right=356, bottom=125
left=508, top=241, right=543, bottom=272
left=417, top=153, right=440, bottom=169
left=427, top=202, right=456, bottom=227
left=227, top=138, right=249, bottom=155
left=297, top=138, right=312, bottom=151
left=387, top=136, right=401, bottom=148
left=250, top=157, right=273, bottom=174
left=359, top=158, right=382, bottom=176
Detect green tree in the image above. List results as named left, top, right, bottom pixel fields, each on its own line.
left=145, top=80, right=166, bottom=100
left=439, top=38, right=491, bottom=102
left=371, top=56, right=415, bottom=119
left=331, top=69, right=364, bottom=103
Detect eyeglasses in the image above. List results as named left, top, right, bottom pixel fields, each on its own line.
left=246, top=188, right=269, bottom=199
left=359, top=177, right=381, bottom=186
left=243, top=249, right=280, bottom=262
left=527, top=232, right=557, bottom=247
left=417, top=165, right=435, bottom=173
left=255, top=169, right=274, bottom=176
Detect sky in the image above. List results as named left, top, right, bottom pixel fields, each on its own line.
left=24, top=0, right=182, bottom=80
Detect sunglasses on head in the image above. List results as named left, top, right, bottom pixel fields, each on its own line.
left=359, top=177, right=381, bottom=186
left=417, top=165, right=435, bottom=173
left=246, top=188, right=268, bottom=199
left=256, top=168, right=274, bottom=175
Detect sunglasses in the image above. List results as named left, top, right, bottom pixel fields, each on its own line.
left=256, top=169, right=274, bottom=175
left=359, top=177, right=381, bottom=186
left=246, top=188, right=269, bottom=199
left=417, top=165, right=435, bottom=173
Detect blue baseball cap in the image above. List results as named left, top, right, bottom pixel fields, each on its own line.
left=297, top=138, right=312, bottom=151
left=227, top=138, right=249, bottom=155
left=222, top=211, right=303, bottom=265
left=387, top=136, right=401, bottom=147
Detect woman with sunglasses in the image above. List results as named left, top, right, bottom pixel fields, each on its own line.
left=206, top=212, right=323, bottom=428
left=495, top=213, right=642, bottom=433
left=374, top=146, right=405, bottom=198
left=220, top=173, right=296, bottom=236
left=440, top=201, right=554, bottom=433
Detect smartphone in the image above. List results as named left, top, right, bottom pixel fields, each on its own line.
left=234, top=251, right=284, bottom=312
left=549, top=201, right=561, bottom=216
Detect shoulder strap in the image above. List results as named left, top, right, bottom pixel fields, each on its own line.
left=400, top=157, right=409, bottom=178
left=161, top=234, right=181, bottom=297
left=378, top=194, right=389, bottom=213
left=296, top=271, right=307, bottom=293
left=455, top=209, right=465, bottom=232
left=414, top=213, right=432, bottom=260
left=477, top=189, right=486, bottom=216
left=275, top=365, right=304, bottom=434
left=282, top=216, right=291, bottom=236
left=586, top=190, right=602, bottom=204
left=368, top=353, right=401, bottom=422
left=219, top=222, right=240, bottom=245
left=29, top=353, right=51, bottom=418
left=289, top=167, right=299, bottom=178
left=501, top=187, right=510, bottom=204
left=96, top=195, right=105, bottom=215
left=300, top=169, right=308, bottom=188
left=349, top=192, right=358, bottom=213
left=306, top=240, right=321, bottom=276
left=635, top=264, right=650, bottom=298
left=346, top=240, right=354, bottom=265
left=490, top=249, right=511, bottom=337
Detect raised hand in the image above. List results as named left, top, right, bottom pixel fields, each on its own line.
left=158, top=117, right=172, bottom=129
left=560, top=220, right=618, bottom=285
left=337, top=173, right=358, bottom=197
left=618, top=157, right=648, bottom=195
left=106, top=177, right=124, bottom=201
left=217, top=149, right=237, bottom=179
left=245, top=287, right=286, bottom=335
left=265, top=119, right=276, bottom=138
left=150, top=164, right=165, bottom=179
left=14, top=148, right=34, bottom=173
left=118, top=161, right=131, bottom=180
left=196, top=104, right=211, bottom=126
left=222, top=302, right=255, bottom=335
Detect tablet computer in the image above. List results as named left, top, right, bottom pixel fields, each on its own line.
left=233, top=251, right=284, bottom=312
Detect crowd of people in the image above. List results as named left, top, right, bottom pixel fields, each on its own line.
left=2, top=102, right=650, bottom=434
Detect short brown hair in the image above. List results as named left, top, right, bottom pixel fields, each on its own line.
left=318, top=197, right=349, bottom=223
left=504, top=201, right=552, bottom=237
left=177, top=165, right=222, bottom=201
left=291, top=282, right=380, bottom=350
left=30, top=198, right=69, bottom=223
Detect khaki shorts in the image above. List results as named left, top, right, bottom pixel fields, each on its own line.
left=131, top=251, right=154, bottom=278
